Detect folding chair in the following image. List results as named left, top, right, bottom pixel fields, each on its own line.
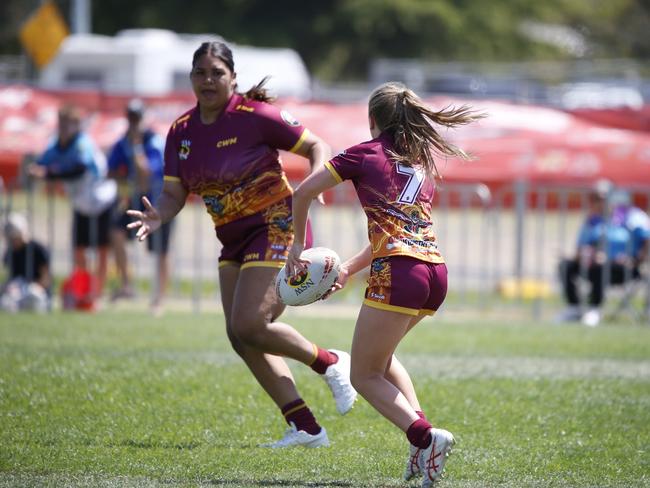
left=606, top=263, right=650, bottom=323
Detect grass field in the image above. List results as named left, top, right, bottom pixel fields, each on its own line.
left=1, top=306, right=649, bottom=487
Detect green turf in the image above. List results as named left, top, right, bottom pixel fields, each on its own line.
left=1, top=310, right=649, bottom=487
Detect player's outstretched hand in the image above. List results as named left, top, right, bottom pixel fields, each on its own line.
left=126, top=196, right=161, bottom=241
left=285, top=242, right=310, bottom=279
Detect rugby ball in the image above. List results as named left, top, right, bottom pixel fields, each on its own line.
left=276, top=247, right=341, bottom=306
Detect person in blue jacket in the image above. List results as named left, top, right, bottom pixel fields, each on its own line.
left=558, top=183, right=650, bottom=326
left=107, top=99, right=172, bottom=313
left=28, top=104, right=117, bottom=298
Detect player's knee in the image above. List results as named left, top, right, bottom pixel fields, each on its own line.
left=225, top=326, right=246, bottom=355
left=350, top=366, right=374, bottom=394
left=232, top=318, right=268, bottom=348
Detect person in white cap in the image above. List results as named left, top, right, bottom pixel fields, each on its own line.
left=1, top=213, right=51, bottom=312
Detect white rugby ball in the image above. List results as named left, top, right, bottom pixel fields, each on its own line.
left=276, top=247, right=341, bottom=306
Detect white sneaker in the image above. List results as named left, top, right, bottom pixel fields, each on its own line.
left=322, top=349, right=357, bottom=415
left=419, top=429, right=455, bottom=487
left=259, top=422, right=330, bottom=448
left=403, top=443, right=422, bottom=481
left=581, top=308, right=601, bottom=327
left=556, top=305, right=582, bottom=323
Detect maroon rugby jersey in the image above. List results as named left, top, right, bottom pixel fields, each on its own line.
left=325, top=132, right=444, bottom=264
left=164, top=93, right=309, bottom=227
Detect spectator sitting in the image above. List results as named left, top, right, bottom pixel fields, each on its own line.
left=1, top=213, right=51, bottom=313
left=108, top=99, right=172, bottom=314
left=558, top=184, right=650, bottom=326
left=28, top=104, right=117, bottom=300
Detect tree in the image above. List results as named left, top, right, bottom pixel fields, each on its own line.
left=2, top=0, right=648, bottom=81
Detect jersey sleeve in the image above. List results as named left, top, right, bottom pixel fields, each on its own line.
left=325, top=145, right=365, bottom=183
left=163, top=125, right=182, bottom=184
left=253, top=102, right=310, bottom=153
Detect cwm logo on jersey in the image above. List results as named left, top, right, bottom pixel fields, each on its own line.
left=216, top=137, right=238, bottom=148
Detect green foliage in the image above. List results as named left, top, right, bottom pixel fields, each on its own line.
left=1, top=310, right=649, bottom=486
left=3, top=0, right=649, bottom=79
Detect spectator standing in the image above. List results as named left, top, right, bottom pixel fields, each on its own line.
left=28, top=104, right=117, bottom=299
left=108, top=99, right=172, bottom=314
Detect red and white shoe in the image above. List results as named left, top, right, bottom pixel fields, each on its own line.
left=403, top=442, right=422, bottom=481
left=418, top=428, right=455, bottom=487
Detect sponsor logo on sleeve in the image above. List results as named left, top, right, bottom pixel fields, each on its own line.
left=235, top=104, right=255, bottom=112
left=280, top=110, right=301, bottom=127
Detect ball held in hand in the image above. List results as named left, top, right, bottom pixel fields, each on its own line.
left=276, top=247, right=341, bottom=306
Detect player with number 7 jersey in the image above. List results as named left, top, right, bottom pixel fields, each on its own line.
left=325, top=135, right=443, bottom=265
left=286, top=81, right=484, bottom=487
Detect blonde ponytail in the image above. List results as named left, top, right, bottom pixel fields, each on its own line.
left=369, top=82, right=485, bottom=178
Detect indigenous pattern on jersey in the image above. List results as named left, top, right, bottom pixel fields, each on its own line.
left=217, top=197, right=294, bottom=268
left=164, top=93, right=309, bottom=227
left=217, top=196, right=314, bottom=268
left=325, top=132, right=444, bottom=264
left=367, top=257, right=393, bottom=303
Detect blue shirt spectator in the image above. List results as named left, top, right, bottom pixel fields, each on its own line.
left=37, top=112, right=116, bottom=217
left=107, top=128, right=165, bottom=203
left=577, top=200, right=650, bottom=263
left=107, top=99, right=172, bottom=313
left=29, top=104, right=117, bottom=297
left=559, top=185, right=650, bottom=326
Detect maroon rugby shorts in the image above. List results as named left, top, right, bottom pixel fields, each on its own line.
left=364, top=255, right=447, bottom=316
left=216, top=196, right=313, bottom=269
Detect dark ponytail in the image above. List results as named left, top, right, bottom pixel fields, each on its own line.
left=243, top=76, right=275, bottom=103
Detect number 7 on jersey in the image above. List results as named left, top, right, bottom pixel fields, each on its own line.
left=396, top=163, right=425, bottom=204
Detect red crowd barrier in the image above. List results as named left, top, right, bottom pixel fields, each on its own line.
left=2, top=84, right=649, bottom=196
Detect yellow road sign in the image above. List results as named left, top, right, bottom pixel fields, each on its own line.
left=19, top=1, right=69, bottom=68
